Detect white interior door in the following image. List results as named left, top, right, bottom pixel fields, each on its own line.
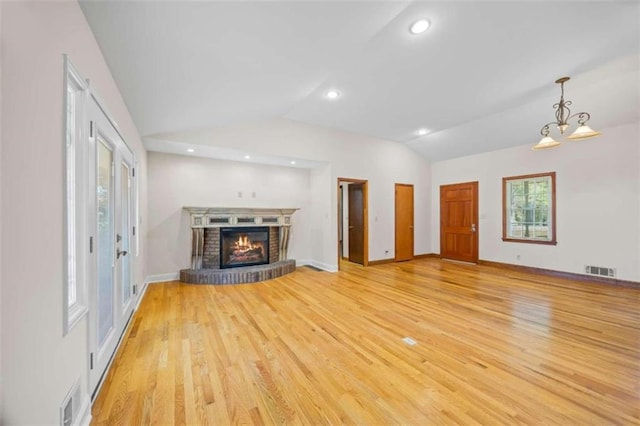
left=88, top=96, right=135, bottom=395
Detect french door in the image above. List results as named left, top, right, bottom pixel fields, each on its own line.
left=88, top=95, right=135, bottom=395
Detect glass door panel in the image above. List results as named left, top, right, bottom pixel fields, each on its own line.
left=96, top=139, right=114, bottom=347
left=88, top=95, right=137, bottom=396
left=120, top=162, right=131, bottom=307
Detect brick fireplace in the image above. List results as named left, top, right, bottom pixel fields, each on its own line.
left=180, top=207, right=298, bottom=284
left=203, top=227, right=280, bottom=269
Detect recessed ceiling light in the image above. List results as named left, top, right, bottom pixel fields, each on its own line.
left=290, top=160, right=296, bottom=165
left=409, top=19, right=430, bottom=35
left=244, top=155, right=251, bottom=160
left=326, top=90, right=340, bottom=99
left=416, top=128, right=430, bottom=136
left=187, top=148, right=195, bottom=153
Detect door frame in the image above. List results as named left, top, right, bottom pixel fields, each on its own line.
left=337, top=178, right=369, bottom=269
left=395, top=183, right=414, bottom=262
left=118, top=146, right=135, bottom=318
left=87, top=90, right=137, bottom=399
left=439, top=181, right=479, bottom=263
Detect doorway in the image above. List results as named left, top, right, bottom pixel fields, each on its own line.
left=440, top=181, right=479, bottom=263
left=395, top=183, right=414, bottom=261
left=337, top=178, right=368, bottom=268
left=88, top=94, right=135, bottom=396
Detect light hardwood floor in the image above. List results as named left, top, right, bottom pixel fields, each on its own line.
left=91, top=259, right=640, bottom=425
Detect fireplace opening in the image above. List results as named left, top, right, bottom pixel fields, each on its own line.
left=220, top=227, right=269, bottom=269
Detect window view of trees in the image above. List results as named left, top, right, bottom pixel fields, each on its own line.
left=503, top=172, right=556, bottom=245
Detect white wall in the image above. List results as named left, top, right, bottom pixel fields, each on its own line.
left=147, top=152, right=312, bottom=276
left=1, top=2, right=147, bottom=423
left=431, top=122, right=640, bottom=281
left=155, top=119, right=433, bottom=270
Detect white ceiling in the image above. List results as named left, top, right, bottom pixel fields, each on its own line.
left=79, top=1, right=640, bottom=163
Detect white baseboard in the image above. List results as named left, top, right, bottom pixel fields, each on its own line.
left=146, top=272, right=179, bottom=283
left=308, top=260, right=338, bottom=272
left=76, top=394, right=91, bottom=426
left=134, top=280, right=150, bottom=311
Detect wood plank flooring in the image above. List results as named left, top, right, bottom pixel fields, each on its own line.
left=91, top=259, right=640, bottom=425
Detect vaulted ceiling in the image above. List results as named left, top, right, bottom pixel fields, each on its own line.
left=80, top=1, right=639, bottom=163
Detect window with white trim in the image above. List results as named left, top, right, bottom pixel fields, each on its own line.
left=64, top=56, right=89, bottom=334
left=502, top=172, right=557, bottom=245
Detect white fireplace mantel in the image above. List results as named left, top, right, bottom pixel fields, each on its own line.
left=184, top=207, right=299, bottom=270
left=183, top=206, right=298, bottom=228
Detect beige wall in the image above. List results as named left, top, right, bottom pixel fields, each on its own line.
left=431, top=122, right=640, bottom=281
left=1, top=2, right=147, bottom=423
left=152, top=119, right=433, bottom=270
left=147, top=152, right=312, bottom=277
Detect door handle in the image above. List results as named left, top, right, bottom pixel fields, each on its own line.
left=471, top=224, right=477, bottom=232
left=349, top=226, right=355, bottom=229
left=117, top=248, right=128, bottom=259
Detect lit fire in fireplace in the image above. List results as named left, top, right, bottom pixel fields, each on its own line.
left=230, top=234, right=264, bottom=263
left=220, top=227, right=269, bottom=268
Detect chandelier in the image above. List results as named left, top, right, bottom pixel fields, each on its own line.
left=532, top=77, right=601, bottom=150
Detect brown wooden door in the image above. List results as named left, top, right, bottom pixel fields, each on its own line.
left=440, top=181, right=478, bottom=263
left=395, top=183, right=414, bottom=261
left=348, top=183, right=365, bottom=265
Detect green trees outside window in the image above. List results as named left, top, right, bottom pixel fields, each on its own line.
left=502, top=172, right=557, bottom=245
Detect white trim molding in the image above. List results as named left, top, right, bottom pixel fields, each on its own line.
left=135, top=280, right=150, bottom=311
left=76, top=395, right=92, bottom=426
left=184, top=206, right=298, bottom=228
left=146, top=272, right=180, bottom=283
left=308, top=260, right=338, bottom=272
left=63, top=55, right=89, bottom=336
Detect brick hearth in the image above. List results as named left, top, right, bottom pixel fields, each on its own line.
left=180, top=260, right=296, bottom=285
left=182, top=207, right=298, bottom=284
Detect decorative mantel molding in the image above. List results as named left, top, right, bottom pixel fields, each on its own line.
left=184, top=206, right=298, bottom=228
left=182, top=207, right=299, bottom=283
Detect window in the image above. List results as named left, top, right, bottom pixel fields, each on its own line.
left=502, top=172, right=556, bottom=245
left=64, top=56, right=89, bottom=334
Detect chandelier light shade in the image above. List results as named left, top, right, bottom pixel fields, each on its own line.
left=532, top=77, right=601, bottom=150
left=532, top=136, right=561, bottom=150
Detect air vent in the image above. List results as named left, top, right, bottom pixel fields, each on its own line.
left=402, top=337, right=417, bottom=346
left=62, top=398, right=72, bottom=426
left=60, top=379, right=81, bottom=426
left=585, top=265, right=616, bottom=278
left=237, top=217, right=255, bottom=224
left=262, top=217, right=279, bottom=224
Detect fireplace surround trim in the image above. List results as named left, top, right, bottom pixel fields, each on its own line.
left=184, top=207, right=298, bottom=228
left=183, top=207, right=298, bottom=284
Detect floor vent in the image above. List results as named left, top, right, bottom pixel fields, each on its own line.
left=402, top=337, right=417, bottom=346
left=60, top=379, right=81, bottom=426
left=585, top=265, right=616, bottom=278
left=303, top=265, right=324, bottom=272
